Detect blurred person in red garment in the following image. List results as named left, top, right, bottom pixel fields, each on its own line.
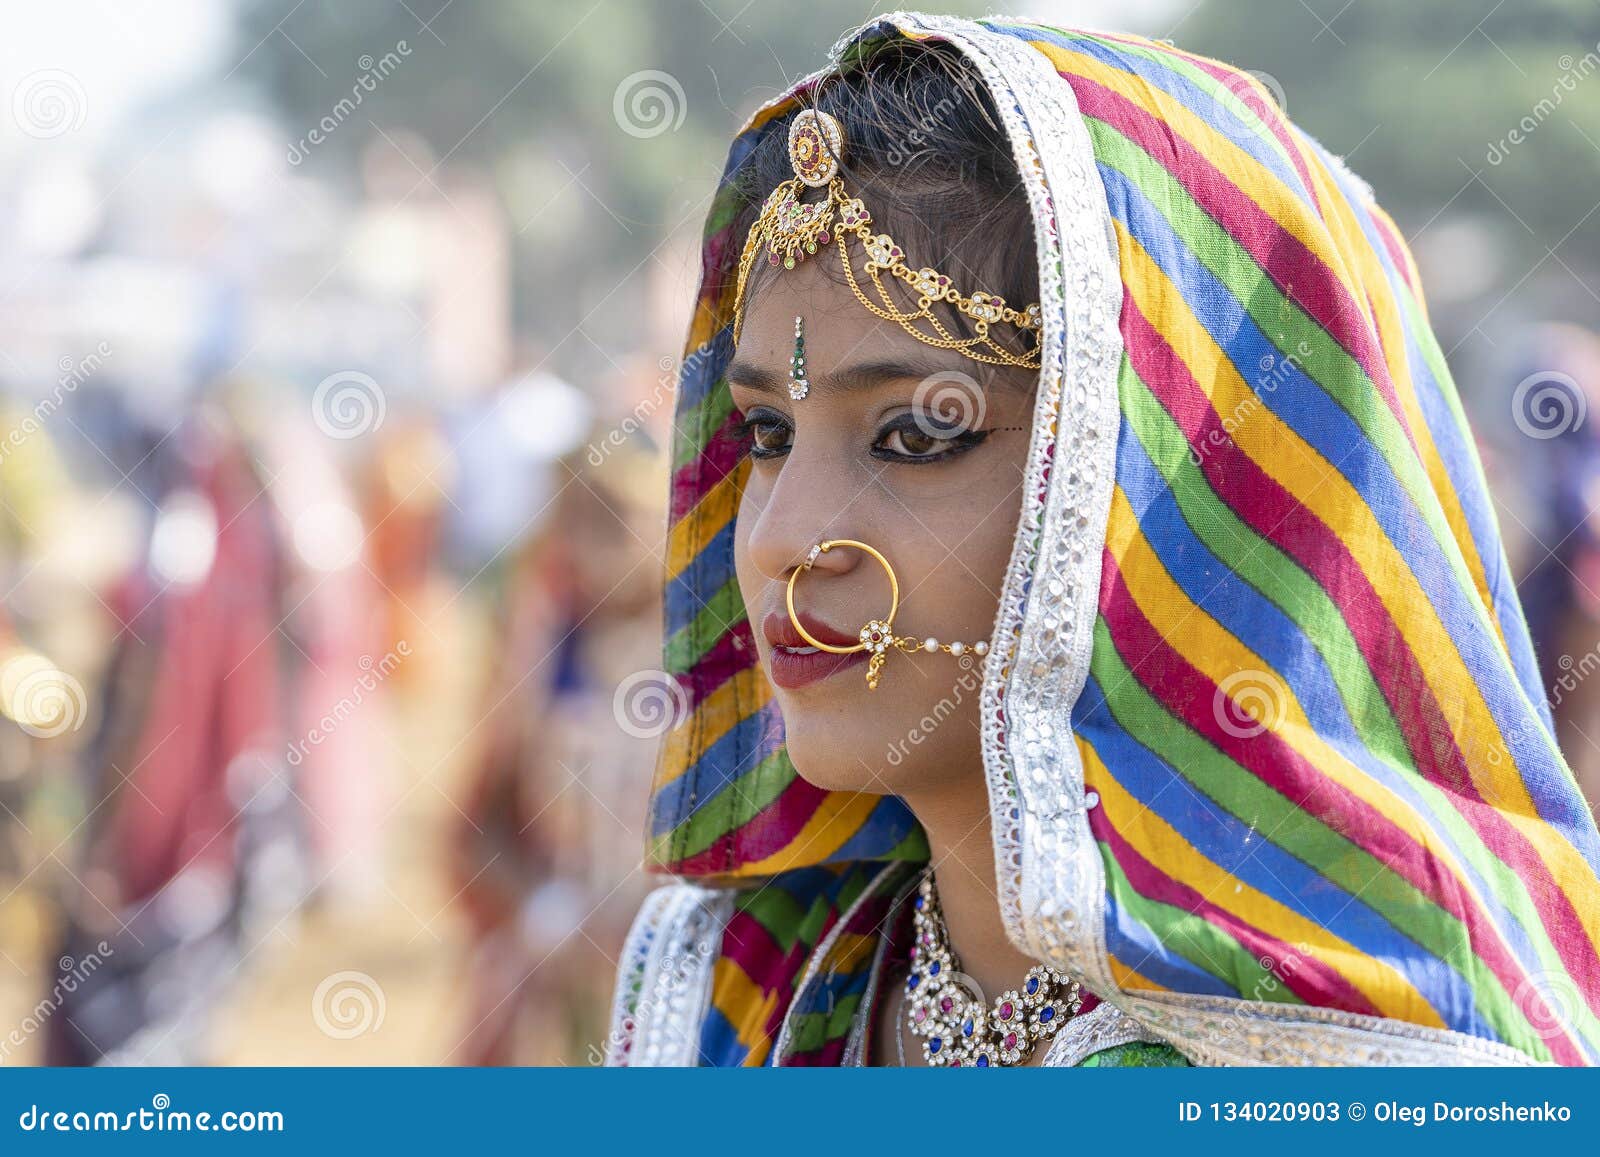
left=451, top=435, right=665, bottom=1064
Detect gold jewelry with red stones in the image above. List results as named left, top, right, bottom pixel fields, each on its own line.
left=732, top=108, right=1042, bottom=371
left=784, top=538, right=989, bottom=691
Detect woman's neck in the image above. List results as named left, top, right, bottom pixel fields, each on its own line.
left=904, top=774, right=1043, bottom=1008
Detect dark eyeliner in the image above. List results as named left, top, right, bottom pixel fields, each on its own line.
left=870, top=413, right=990, bottom=464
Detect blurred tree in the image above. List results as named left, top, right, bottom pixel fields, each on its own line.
left=235, top=0, right=989, bottom=367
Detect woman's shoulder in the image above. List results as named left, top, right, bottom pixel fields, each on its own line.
left=602, top=880, right=738, bottom=1066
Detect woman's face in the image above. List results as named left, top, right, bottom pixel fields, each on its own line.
left=730, top=256, right=1037, bottom=798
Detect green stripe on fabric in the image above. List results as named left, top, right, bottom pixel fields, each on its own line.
left=1052, top=27, right=1302, bottom=178
left=1088, top=614, right=1535, bottom=1050
left=1082, top=113, right=1486, bottom=613
left=662, top=748, right=796, bottom=863
left=674, top=382, right=736, bottom=472
left=664, top=575, right=744, bottom=674
left=782, top=991, right=863, bottom=1056
left=1099, top=843, right=1287, bottom=1000
left=1117, top=355, right=1586, bottom=1052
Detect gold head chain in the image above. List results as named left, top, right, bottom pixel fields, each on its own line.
left=731, top=107, right=1042, bottom=370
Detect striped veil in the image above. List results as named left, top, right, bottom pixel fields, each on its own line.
left=645, top=12, right=1600, bottom=1065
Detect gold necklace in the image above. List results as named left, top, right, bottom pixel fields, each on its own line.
left=901, top=867, right=1082, bottom=1067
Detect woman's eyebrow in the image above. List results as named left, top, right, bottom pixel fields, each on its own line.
left=725, top=354, right=982, bottom=397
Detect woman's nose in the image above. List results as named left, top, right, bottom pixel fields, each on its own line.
left=742, top=454, right=865, bottom=586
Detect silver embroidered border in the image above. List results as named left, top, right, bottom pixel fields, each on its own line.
left=774, top=862, right=911, bottom=1064
left=882, top=12, right=1546, bottom=1068
left=1042, top=1001, right=1175, bottom=1066
left=603, top=882, right=733, bottom=1067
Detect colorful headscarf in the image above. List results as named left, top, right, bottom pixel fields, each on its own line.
left=645, top=11, right=1600, bottom=1065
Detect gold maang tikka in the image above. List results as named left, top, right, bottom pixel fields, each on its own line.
left=786, top=539, right=989, bottom=691
left=732, top=107, right=1042, bottom=370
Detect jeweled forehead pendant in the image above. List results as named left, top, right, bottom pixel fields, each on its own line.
left=731, top=106, right=1043, bottom=371
left=789, top=315, right=809, bottom=400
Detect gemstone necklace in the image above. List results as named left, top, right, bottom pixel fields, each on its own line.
left=899, top=866, right=1082, bottom=1066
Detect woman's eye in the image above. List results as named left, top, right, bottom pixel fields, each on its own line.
left=734, top=412, right=792, bottom=459
left=874, top=416, right=985, bottom=463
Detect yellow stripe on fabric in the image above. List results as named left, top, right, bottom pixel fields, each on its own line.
left=1039, top=46, right=1367, bottom=312
left=1049, top=36, right=1499, bottom=640
left=709, top=955, right=778, bottom=1067
left=1108, top=951, right=1169, bottom=993
left=666, top=463, right=743, bottom=583
left=1292, top=141, right=1500, bottom=648
left=1102, top=484, right=1503, bottom=980
left=651, top=665, right=772, bottom=794
left=736, top=792, right=884, bottom=876
left=1115, top=222, right=1600, bottom=951
left=1082, top=744, right=1446, bottom=1028
left=824, top=931, right=879, bottom=976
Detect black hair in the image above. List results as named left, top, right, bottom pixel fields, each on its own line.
left=727, top=37, right=1040, bottom=385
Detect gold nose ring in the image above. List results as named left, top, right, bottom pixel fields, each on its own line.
left=784, top=538, right=989, bottom=691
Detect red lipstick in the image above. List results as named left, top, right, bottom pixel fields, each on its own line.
left=760, top=610, right=869, bottom=689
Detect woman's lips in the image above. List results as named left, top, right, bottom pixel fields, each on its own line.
left=761, top=610, right=870, bottom=690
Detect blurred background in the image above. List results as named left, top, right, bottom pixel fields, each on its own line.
left=0, top=0, right=1597, bottom=1065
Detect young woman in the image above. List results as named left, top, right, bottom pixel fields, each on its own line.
left=604, top=12, right=1600, bottom=1067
